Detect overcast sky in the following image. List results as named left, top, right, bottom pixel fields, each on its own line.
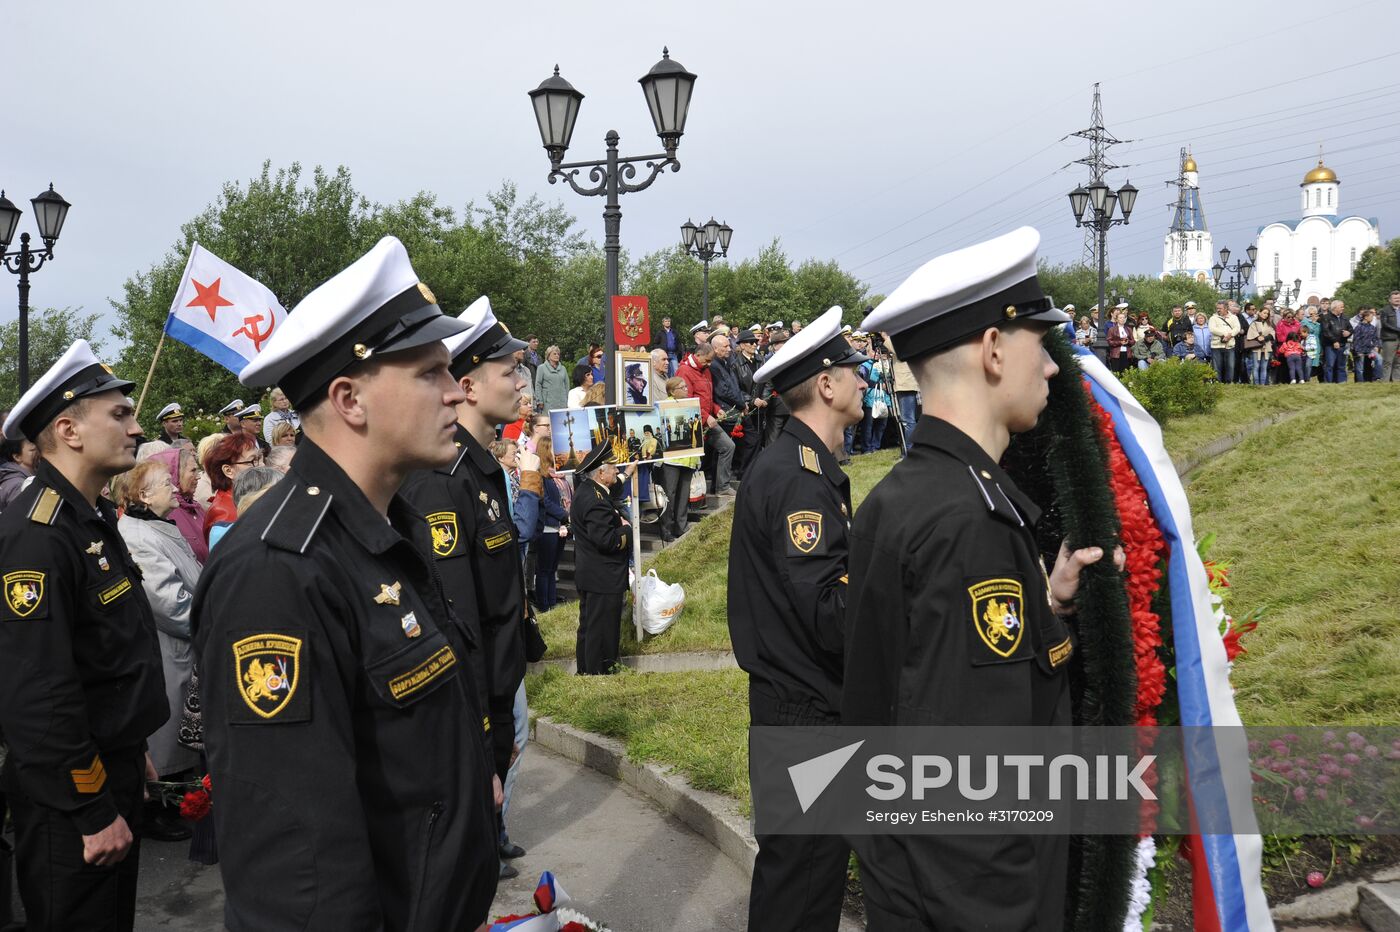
left=8, top=0, right=1399, bottom=342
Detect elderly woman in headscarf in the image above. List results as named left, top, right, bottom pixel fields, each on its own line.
left=148, top=446, right=209, bottom=564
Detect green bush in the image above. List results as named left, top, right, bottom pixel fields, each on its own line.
left=1118, top=360, right=1221, bottom=424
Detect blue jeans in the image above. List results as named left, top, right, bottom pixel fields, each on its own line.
left=842, top=424, right=855, bottom=457
left=1248, top=354, right=1269, bottom=385
left=897, top=393, right=918, bottom=451
left=1324, top=344, right=1348, bottom=382
left=1212, top=348, right=1234, bottom=382
left=1286, top=355, right=1304, bottom=381
left=861, top=409, right=887, bottom=453
left=501, top=678, right=529, bottom=843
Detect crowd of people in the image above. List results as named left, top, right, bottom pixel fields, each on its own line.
left=1074, top=289, right=1400, bottom=384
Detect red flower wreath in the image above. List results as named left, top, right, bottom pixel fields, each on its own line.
left=1087, top=387, right=1168, bottom=830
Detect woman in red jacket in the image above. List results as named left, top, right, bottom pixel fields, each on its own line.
left=201, top=431, right=261, bottom=540
left=1106, top=308, right=1135, bottom=372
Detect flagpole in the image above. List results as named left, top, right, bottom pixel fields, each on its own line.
left=133, top=330, right=167, bottom=421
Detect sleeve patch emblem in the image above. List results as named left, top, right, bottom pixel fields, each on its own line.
left=233, top=634, right=302, bottom=719
left=1048, top=636, right=1074, bottom=668
left=427, top=511, right=459, bottom=557
left=4, top=571, right=45, bottom=618
left=388, top=645, right=457, bottom=700
left=786, top=511, right=823, bottom=554
left=71, top=754, right=107, bottom=794
left=968, top=578, right=1025, bottom=659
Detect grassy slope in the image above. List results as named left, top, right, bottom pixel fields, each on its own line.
left=534, top=449, right=901, bottom=659
left=531, top=384, right=1399, bottom=800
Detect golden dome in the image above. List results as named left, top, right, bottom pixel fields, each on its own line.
left=1183, top=154, right=1198, bottom=173
left=1303, top=159, right=1337, bottom=185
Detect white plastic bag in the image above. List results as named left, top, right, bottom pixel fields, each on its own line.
left=635, top=568, right=684, bottom=636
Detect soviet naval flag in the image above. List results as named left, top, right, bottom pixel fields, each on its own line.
left=164, top=244, right=286, bottom=375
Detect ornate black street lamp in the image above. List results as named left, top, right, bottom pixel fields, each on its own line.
left=680, top=217, right=731, bottom=321
left=1274, top=276, right=1303, bottom=309
left=1, top=184, right=72, bottom=393
left=1068, top=178, right=1139, bottom=323
left=529, top=49, right=696, bottom=384
left=1211, top=243, right=1256, bottom=302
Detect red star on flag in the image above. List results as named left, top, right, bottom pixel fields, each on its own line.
left=187, top=277, right=234, bottom=322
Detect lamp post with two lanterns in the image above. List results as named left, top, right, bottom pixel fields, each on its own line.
left=679, top=217, right=731, bottom=322
left=528, top=48, right=697, bottom=383
left=0, top=184, right=73, bottom=394
left=1067, top=178, right=1139, bottom=325
left=1274, top=276, right=1303, bottom=310
left=1212, top=244, right=1256, bottom=303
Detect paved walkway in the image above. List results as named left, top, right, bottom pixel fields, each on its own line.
left=9, top=742, right=748, bottom=930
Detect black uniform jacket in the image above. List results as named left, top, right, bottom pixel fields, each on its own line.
left=401, top=424, right=525, bottom=703
left=728, top=417, right=851, bottom=723
left=192, top=438, right=496, bottom=931
left=0, top=459, right=169, bottom=834
left=569, top=478, right=631, bottom=593
left=842, top=416, right=1075, bottom=930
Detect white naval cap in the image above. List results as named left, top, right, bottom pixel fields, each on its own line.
left=239, top=236, right=467, bottom=408
left=3, top=339, right=135, bottom=441
left=753, top=306, right=869, bottom=394
left=157, top=402, right=184, bottom=422
left=1115, top=301, right=1130, bottom=310
left=689, top=319, right=709, bottom=335
left=747, top=323, right=762, bottom=333
left=1063, top=303, right=1076, bottom=312
left=860, top=226, right=1070, bottom=362
left=218, top=399, right=245, bottom=417
left=234, top=403, right=262, bottom=419
left=767, top=320, right=784, bottom=330
left=444, top=296, right=528, bottom=379
left=1184, top=300, right=1197, bottom=308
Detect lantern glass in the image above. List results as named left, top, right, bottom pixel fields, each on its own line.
left=702, top=217, right=720, bottom=248
left=1219, top=246, right=1231, bottom=267
left=529, top=67, right=585, bottom=157
left=680, top=220, right=697, bottom=248
left=1117, top=181, right=1139, bottom=219
left=1246, top=243, right=1258, bottom=266
left=1101, top=191, right=1118, bottom=221
left=1212, top=263, right=1224, bottom=285
left=1068, top=186, right=1089, bottom=223
left=639, top=48, right=697, bottom=147
left=717, top=223, right=733, bottom=252
left=0, top=191, right=21, bottom=249
left=31, top=185, right=70, bottom=245
left=1087, top=180, right=1110, bottom=213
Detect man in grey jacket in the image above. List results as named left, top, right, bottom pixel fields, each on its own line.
left=1380, top=290, right=1400, bottom=382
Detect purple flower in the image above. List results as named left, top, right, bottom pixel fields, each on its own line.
left=1340, top=768, right=1354, bottom=779
left=1248, top=740, right=1261, bottom=753
left=1348, top=732, right=1366, bottom=749
left=1344, top=753, right=1361, bottom=765
left=1293, top=786, right=1308, bottom=803
left=1323, top=730, right=1337, bottom=742
left=1315, top=774, right=1331, bottom=786
left=1387, top=750, right=1400, bottom=761
left=1356, top=815, right=1375, bottom=829
left=1323, top=762, right=1342, bottom=776
left=1365, top=745, right=1379, bottom=758
left=1313, top=787, right=1328, bottom=801
left=1283, top=734, right=1300, bottom=743
left=1331, top=741, right=1346, bottom=751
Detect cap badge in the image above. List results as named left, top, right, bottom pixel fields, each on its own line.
left=401, top=612, right=422, bottom=638
left=100, top=363, right=114, bottom=374
left=374, top=581, right=403, bottom=607
left=821, top=357, right=832, bottom=367
left=62, top=391, right=75, bottom=400
left=353, top=343, right=370, bottom=360
left=1004, top=305, right=1018, bottom=319
left=417, top=282, right=437, bottom=305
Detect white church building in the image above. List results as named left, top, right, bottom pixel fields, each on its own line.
left=1255, top=156, right=1380, bottom=306
left=1161, top=152, right=1215, bottom=283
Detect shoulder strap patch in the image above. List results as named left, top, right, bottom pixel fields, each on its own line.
left=261, top=484, right=334, bottom=554
left=799, top=445, right=822, bottom=475
left=28, top=487, right=62, bottom=525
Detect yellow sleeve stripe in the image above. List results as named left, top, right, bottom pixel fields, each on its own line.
left=71, top=755, right=107, bottom=794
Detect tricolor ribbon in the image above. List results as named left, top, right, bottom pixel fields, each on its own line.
left=1073, top=347, right=1273, bottom=931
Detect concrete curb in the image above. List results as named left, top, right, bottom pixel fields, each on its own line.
left=532, top=715, right=865, bottom=932
left=1270, top=864, right=1400, bottom=923
left=1171, top=410, right=1303, bottom=478
left=528, top=649, right=738, bottom=677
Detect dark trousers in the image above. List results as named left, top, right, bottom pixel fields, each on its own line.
left=1324, top=344, right=1349, bottom=382
left=8, top=750, right=145, bottom=932
left=750, top=832, right=848, bottom=932
left=659, top=464, right=694, bottom=538
left=733, top=413, right=761, bottom=479
left=576, top=589, right=624, bottom=675
left=535, top=533, right=565, bottom=611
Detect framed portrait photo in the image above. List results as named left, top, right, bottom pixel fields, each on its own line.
left=614, top=350, right=654, bottom=409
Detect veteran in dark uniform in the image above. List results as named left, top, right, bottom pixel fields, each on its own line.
left=400, top=295, right=535, bottom=871
left=844, top=227, right=1112, bottom=931
left=569, top=443, right=633, bottom=675
left=0, top=340, right=169, bottom=931
left=728, top=306, right=867, bottom=932
left=191, top=237, right=499, bottom=931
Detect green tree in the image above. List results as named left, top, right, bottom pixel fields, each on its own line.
left=0, top=307, right=104, bottom=410
left=1036, top=262, right=1223, bottom=326
left=1335, top=239, right=1400, bottom=311
left=791, top=259, right=869, bottom=328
